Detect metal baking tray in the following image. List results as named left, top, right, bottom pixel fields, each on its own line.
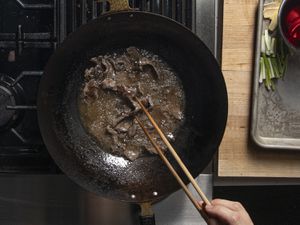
left=251, top=0, right=300, bottom=150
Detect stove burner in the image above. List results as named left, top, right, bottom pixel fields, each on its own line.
left=0, top=75, right=24, bottom=132
left=0, top=87, right=16, bottom=127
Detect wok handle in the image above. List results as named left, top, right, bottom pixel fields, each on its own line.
left=139, top=203, right=156, bottom=225
left=139, top=215, right=156, bottom=225
left=97, top=0, right=131, bottom=12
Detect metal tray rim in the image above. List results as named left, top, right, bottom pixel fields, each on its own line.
left=251, top=0, right=300, bottom=150
left=251, top=0, right=266, bottom=148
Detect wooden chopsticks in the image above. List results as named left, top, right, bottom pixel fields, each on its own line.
left=134, top=97, right=212, bottom=214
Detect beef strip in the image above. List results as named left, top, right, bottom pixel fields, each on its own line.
left=101, top=78, right=117, bottom=91
left=136, top=82, right=144, bottom=95
left=83, top=79, right=99, bottom=100
left=84, top=67, right=95, bottom=80
left=100, top=79, right=153, bottom=119
left=128, top=123, right=137, bottom=137
left=139, top=59, right=160, bottom=80
left=91, top=57, right=116, bottom=79
left=126, top=47, right=160, bottom=80
left=126, top=46, right=141, bottom=70
left=110, top=95, right=152, bottom=128
left=106, top=125, right=118, bottom=136
left=124, top=146, right=141, bottom=161
left=115, top=120, right=132, bottom=133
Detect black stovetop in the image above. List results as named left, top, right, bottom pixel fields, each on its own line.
left=0, top=0, right=193, bottom=173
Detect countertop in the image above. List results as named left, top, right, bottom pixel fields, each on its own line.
left=218, top=0, right=300, bottom=178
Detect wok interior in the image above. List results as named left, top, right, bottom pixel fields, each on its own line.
left=41, top=12, right=227, bottom=203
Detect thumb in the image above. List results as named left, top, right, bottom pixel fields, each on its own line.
left=205, top=206, right=220, bottom=225
left=198, top=202, right=219, bottom=225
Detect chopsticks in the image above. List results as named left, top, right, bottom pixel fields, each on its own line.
left=134, top=97, right=212, bottom=214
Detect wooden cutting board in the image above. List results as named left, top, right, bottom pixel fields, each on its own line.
left=218, top=0, right=300, bottom=177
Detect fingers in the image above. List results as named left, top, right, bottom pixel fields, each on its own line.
left=211, top=199, right=245, bottom=212
left=205, top=204, right=240, bottom=225
left=199, top=200, right=254, bottom=225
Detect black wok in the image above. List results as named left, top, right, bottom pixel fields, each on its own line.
left=37, top=1, right=227, bottom=224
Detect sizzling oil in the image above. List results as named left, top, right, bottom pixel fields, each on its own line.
left=78, top=47, right=185, bottom=161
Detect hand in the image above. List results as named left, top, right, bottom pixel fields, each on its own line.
left=200, top=199, right=254, bottom=225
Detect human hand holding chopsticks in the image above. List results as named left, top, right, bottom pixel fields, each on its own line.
left=134, top=97, right=254, bottom=225
left=199, top=199, right=254, bottom=225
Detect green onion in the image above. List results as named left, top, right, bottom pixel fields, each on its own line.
left=259, top=29, right=289, bottom=91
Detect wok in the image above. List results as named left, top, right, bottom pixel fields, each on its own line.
left=37, top=0, right=228, bottom=224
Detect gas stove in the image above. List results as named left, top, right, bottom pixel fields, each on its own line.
left=0, top=0, right=222, bottom=224
left=0, top=0, right=221, bottom=173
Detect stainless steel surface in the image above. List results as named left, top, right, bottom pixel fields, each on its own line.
left=194, top=0, right=223, bottom=61
left=0, top=174, right=212, bottom=225
left=0, top=175, right=133, bottom=225
left=251, top=0, right=300, bottom=150
left=153, top=175, right=212, bottom=225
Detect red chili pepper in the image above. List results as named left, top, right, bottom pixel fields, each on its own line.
left=284, top=5, right=300, bottom=47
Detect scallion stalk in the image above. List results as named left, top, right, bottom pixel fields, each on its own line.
left=259, top=29, right=289, bottom=91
